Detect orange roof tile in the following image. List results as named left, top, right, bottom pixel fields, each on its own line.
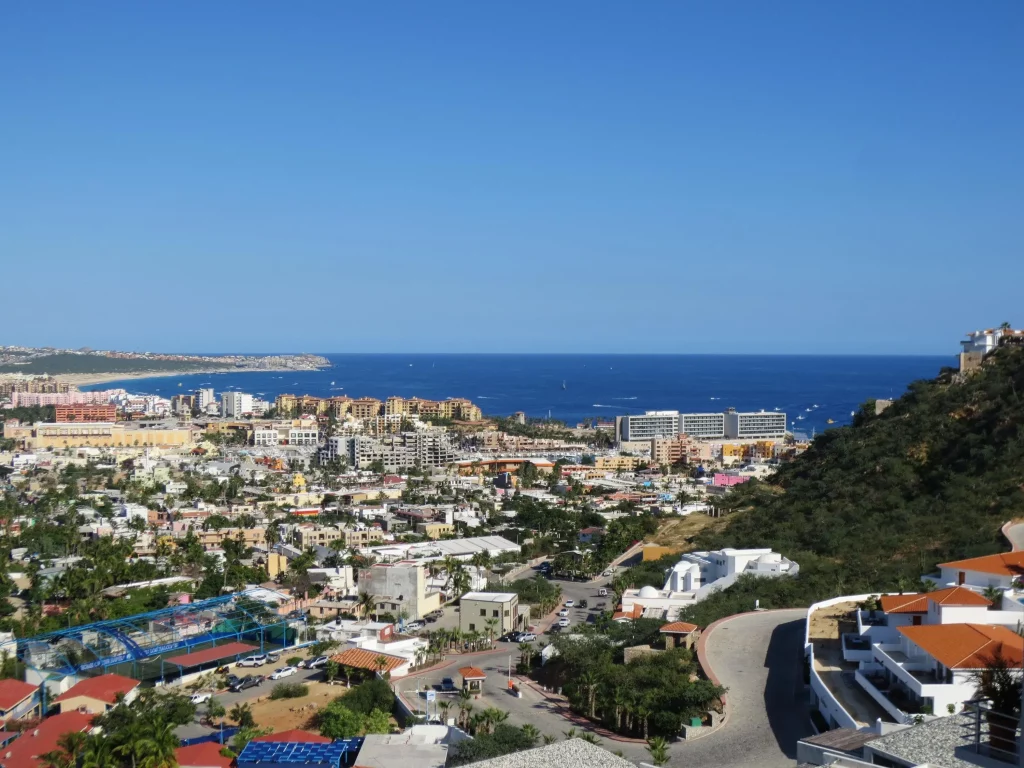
left=52, top=674, right=139, bottom=705
left=938, top=552, right=1024, bottom=577
left=329, top=648, right=406, bottom=674
left=898, top=623, right=1024, bottom=669
left=0, top=712, right=94, bottom=768
left=0, top=679, right=37, bottom=712
left=660, top=621, right=699, bottom=633
left=175, top=742, right=233, bottom=768
left=879, top=586, right=992, bottom=614
left=459, top=666, right=486, bottom=679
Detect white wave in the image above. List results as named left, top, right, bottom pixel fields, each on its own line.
left=592, top=404, right=617, bottom=408
left=612, top=397, right=637, bottom=400
left=477, top=396, right=498, bottom=399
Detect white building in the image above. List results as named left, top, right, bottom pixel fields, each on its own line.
left=679, top=412, right=726, bottom=439
left=617, top=411, right=680, bottom=442
left=194, top=388, right=216, bottom=411
left=723, top=409, right=787, bottom=439
left=254, top=427, right=279, bottom=447
left=221, top=392, right=254, bottom=418
left=287, top=425, right=319, bottom=446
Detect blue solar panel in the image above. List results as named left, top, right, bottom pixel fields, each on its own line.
left=237, top=738, right=364, bottom=768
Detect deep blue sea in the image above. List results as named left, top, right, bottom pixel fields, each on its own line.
left=83, top=354, right=952, bottom=436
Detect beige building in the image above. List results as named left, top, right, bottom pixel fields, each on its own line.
left=416, top=522, right=454, bottom=540
left=190, top=527, right=266, bottom=551
left=459, top=592, right=524, bottom=636
left=294, top=525, right=383, bottom=550
left=357, top=561, right=441, bottom=620
left=53, top=674, right=140, bottom=715
left=4, top=422, right=194, bottom=450
left=594, top=455, right=644, bottom=471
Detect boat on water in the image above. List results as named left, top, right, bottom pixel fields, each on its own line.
left=331, top=381, right=335, bottom=385
left=827, top=418, right=835, bottom=424
left=561, top=380, right=566, bottom=390
left=797, top=415, right=805, bottom=420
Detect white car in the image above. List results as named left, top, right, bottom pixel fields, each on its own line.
left=270, top=666, right=298, bottom=680
left=519, top=633, right=537, bottom=642
left=558, top=618, right=570, bottom=627
left=189, top=692, right=212, bottom=705
left=238, top=655, right=267, bottom=667
left=557, top=609, right=569, bottom=617
left=564, top=600, right=574, bottom=608
left=602, top=570, right=612, bottom=577
left=598, top=588, right=608, bottom=596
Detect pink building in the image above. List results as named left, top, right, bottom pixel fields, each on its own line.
left=10, top=389, right=123, bottom=406
left=712, top=473, right=751, bottom=487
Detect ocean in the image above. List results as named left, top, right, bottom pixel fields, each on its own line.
left=83, top=354, right=952, bottom=436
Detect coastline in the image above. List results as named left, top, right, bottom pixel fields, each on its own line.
left=58, top=367, right=323, bottom=388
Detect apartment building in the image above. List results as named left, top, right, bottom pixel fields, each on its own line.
left=617, top=411, right=679, bottom=442
left=194, top=388, right=216, bottom=411
left=679, top=412, right=727, bottom=439
left=416, top=522, right=454, bottom=540
left=651, top=435, right=700, bottom=466
left=55, top=404, right=117, bottom=423
left=221, top=392, right=254, bottom=417
left=294, top=525, right=383, bottom=550
left=385, top=396, right=482, bottom=422
left=357, top=561, right=441, bottom=620
left=10, top=389, right=118, bottom=406
left=723, top=409, right=787, bottom=439
left=4, top=422, right=194, bottom=450
left=459, top=592, right=523, bottom=635
left=188, top=527, right=267, bottom=551
left=350, top=397, right=384, bottom=419
left=350, top=431, right=456, bottom=472
left=171, top=394, right=196, bottom=415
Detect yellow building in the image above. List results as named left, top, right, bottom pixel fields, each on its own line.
left=350, top=397, right=384, bottom=419
left=594, top=455, right=643, bottom=471
left=4, top=422, right=194, bottom=450
left=416, top=522, right=454, bottom=540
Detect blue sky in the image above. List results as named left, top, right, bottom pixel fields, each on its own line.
left=1, top=2, right=1021, bottom=355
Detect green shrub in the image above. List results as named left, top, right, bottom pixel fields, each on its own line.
left=270, top=682, right=309, bottom=700
left=287, top=656, right=303, bottom=667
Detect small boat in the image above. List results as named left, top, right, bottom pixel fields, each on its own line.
left=561, top=380, right=566, bottom=390
left=850, top=410, right=856, bottom=416
left=178, top=382, right=182, bottom=387
left=797, top=415, right=805, bottom=421
left=805, top=407, right=812, bottom=412
left=827, top=418, right=835, bottom=424
left=331, top=381, right=336, bottom=385
left=773, top=407, right=781, bottom=411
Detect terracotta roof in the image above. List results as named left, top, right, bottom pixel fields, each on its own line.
left=938, top=551, right=1024, bottom=577
left=165, top=642, right=258, bottom=668
left=330, top=648, right=406, bottom=674
left=52, top=674, right=139, bottom=705
left=252, top=730, right=331, bottom=743
left=175, top=742, right=233, bottom=768
left=612, top=604, right=644, bottom=622
left=898, top=623, right=1024, bottom=669
left=0, top=679, right=37, bottom=711
left=660, top=621, right=699, bottom=634
left=0, top=711, right=94, bottom=768
left=879, top=586, right=992, bottom=614
left=459, top=666, right=486, bottom=679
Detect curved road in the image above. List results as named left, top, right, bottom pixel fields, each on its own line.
left=672, top=609, right=811, bottom=768
left=1004, top=521, right=1024, bottom=551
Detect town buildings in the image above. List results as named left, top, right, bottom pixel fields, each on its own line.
left=4, top=421, right=195, bottom=450
left=54, top=404, right=117, bottom=422
left=459, top=592, right=526, bottom=636
left=221, top=391, right=253, bottom=417
left=616, top=408, right=787, bottom=444
left=357, top=561, right=441, bottom=620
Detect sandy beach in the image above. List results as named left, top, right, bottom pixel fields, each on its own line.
left=55, top=368, right=308, bottom=388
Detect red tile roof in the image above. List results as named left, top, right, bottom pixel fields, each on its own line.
left=899, top=623, right=1024, bottom=669
left=165, top=642, right=258, bottom=668
left=459, top=667, right=486, bottom=679
left=0, top=680, right=37, bottom=712
left=879, top=586, right=992, bottom=614
left=252, top=730, right=331, bottom=744
left=660, top=621, right=699, bottom=634
left=0, top=711, right=94, bottom=768
left=52, top=674, right=139, bottom=706
left=175, top=742, right=234, bottom=768
left=938, top=552, right=1024, bottom=577
left=330, top=649, right=407, bottom=674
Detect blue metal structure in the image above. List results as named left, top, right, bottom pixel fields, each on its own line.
left=237, top=738, right=364, bottom=768
left=16, top=590, right=305, bottom=681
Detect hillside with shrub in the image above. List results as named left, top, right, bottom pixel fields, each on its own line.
left=665, top=346, right=1024, bottom=625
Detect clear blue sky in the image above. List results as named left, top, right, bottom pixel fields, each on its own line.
left=2, top=2, right=1021, bottom=355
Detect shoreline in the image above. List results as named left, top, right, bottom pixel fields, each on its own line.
left=57, top=367, right=325, bottom=388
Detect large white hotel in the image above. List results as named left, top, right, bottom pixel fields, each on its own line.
left=617, top=408, right=786, bottom=442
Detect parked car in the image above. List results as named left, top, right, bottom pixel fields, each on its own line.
left=229, top=675, right=263, bottom=692
left=602, top=570, right=612, bottom=577
left=498, top=633, right=517, bottom=643
left=270, top=666, right=297, bottom=680
left=307, top=656, right=329, bottom=669
left=405, top=620, right=425, bottom=631
left=266, top=652, right=280, bottom=663
left=558, top=618, right=571, bottom=628
left=237, top=654, right=267, bottom=668
left=225, top=674, right=241, bottom=689
left=564, top=600, right=574, bottom=608
left=518, top=632, right=537, bottom=642
left=189, top=692, right=212, bottom=705
left=578, top=599, right=588, bottom=609
left=557, top=609, right=569, bottom=617
left=598, top=588, right=609, bottom=596
left=440, top=677, right=457, bottom=692
left=596, top=602, right=606, bottom=609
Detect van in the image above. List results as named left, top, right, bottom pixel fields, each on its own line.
left=598, top=588, right=608, bottom=597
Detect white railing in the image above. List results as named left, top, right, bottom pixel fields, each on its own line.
left=854, top=670, right=911, bottom=724
left=871, top=644, right=935, bottom=696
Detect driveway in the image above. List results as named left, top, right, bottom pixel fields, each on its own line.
left=1004, top=521, right=1024, bottom=551
left=671, top=609, right=811, bottom=768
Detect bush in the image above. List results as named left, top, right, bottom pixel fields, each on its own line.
left=270, top=683, right=309, bottom=700
left=287, top=656, right=303, bottom=667
left=341, top=678, right=395, bottom=716
left=319, top=702, right=364, bottom=739
left=449, top=724, right=538, bottom=766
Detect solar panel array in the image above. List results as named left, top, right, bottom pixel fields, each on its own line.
left=237, top=738, right=364, bottom=768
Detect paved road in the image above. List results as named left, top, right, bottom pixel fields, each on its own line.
left=1005, top=522, right=1024, bottom=551
left=671, top=609, right=810, bottom=768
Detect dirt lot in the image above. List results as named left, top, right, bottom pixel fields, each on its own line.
left=808, top=601, right=860, bottom=645
left=648, top=514, right=723, bottom=550
left=247, top=681, right=346, bottom=732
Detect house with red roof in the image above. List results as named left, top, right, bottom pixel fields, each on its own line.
left=52, top=674, right=140, bottom=715
left=175, top=742, right=234, bottom=768
left=0, top=711, right=94, bottom=768
left=0, top=680, right=40, bottom=726
left=937, top=551, right=1024, bottom=591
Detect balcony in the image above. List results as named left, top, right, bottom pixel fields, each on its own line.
left=872, top=643, right=943, bottom=695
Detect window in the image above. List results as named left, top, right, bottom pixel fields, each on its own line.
left=469, top=623, right=475, bottom=631
left=493, top=610, right=499, bottom=617
left=480, top=609, right=486, bottom=617
left=504, top=610, right=509, bottom=616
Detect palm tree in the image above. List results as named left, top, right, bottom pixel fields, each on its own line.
left=517, top=642, right=534, bottom=670
left=82, top=736, right=118, bottom=768
left=438, top=701, right=452, bottom=725
left=229, top=702, right=256, bottom=728
left=542, top=734, right=556, bottom=745
left=520, top=724, right=540, bottom=744
left=484, top=618, right=499, bottom=646
left=137, top=722, right=179, bottom=768
left=982, top=585, right=1003, bottom=609
left=563, top=727, right=578, bottom=740
left=646, top=736, right=670, bottom=766
left=374, top=655, right=390, bottom=678
left=357, top=591, right=377, bottom=620
left=579, top=732, right=600, bottom=745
